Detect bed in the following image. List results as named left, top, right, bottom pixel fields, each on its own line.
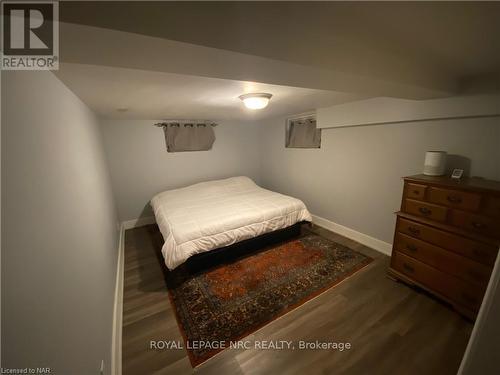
left=150, top=176, right=312, bottom=269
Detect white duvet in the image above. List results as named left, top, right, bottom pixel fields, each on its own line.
left=150, top=176, right=312, bottom=269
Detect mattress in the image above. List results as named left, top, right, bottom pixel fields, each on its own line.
left=150, top=176, right=312, bottom=269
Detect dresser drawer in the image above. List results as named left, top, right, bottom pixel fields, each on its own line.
left=451, top=210, right=500, bottom=238
left=428, top=187, right=481, bottom=212
left=391, top=252, right=484, bottom=311
left=392, top=175, right=500, bottom=319
left=405, top=183, right=427, bottom=200
left=394, top=232, right=492, bottom=286
left=397, top=217, right=498, bottom=265
left=404, top=199, right=448, bottom=222
left=484, top=196, right=500, bottom=218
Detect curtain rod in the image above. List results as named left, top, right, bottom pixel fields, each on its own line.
left=154, top=120, right=218, bottom=127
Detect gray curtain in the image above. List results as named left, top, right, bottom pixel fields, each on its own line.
left=286, top=118, right=321, bottom=148
left=163, top=123, right=215, bottom=152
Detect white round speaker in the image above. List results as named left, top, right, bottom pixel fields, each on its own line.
left=423, top=151, right=447, bottom=176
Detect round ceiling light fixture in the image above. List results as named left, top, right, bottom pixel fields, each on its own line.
left=239, top=93, right=273, bottom=110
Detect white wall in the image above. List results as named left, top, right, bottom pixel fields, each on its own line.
left=100, top=119, right=261, bottom=222
left=259, top=115, right=500, bottom=244
left=1, top=71, right=119, bottom=374
left=100, top=114, right=500, bottom=245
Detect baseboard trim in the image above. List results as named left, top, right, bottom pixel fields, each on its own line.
left=122, top=216, right=156, bottom=230
left=111, top=224, right=125, bottom=375
left=311, top=214, right=392, bottom=256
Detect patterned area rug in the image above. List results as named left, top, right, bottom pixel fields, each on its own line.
left=166, top=233, right=373, bottom=366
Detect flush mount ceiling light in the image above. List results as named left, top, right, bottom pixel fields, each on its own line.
left=239, top=93, right=273, bottom=110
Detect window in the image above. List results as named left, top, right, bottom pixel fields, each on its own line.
left=285, top=114, right=321, bottom=148
left=157, top=121, right=216, bottom=152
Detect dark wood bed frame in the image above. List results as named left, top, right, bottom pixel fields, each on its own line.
left=184, top=221, right=308, bottom=274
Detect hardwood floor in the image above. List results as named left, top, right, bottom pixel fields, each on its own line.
left=122, top=224, right=473, bottom=375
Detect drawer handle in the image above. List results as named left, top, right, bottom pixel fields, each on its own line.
left=406, top=244, right=418, bottom=252
left=447, top=195, right=462, bottom=204
left=403, top=263, right=414, bottom=273
left=413, top=190, right=420, bottom=195
left=471, top=221, right=487, bottom=230
left=418, top=207, right=432, bottom=215
left=408, top=226, right=420, bottom=236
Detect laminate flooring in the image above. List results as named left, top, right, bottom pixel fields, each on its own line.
left=122, top=224, right=472, bottom=375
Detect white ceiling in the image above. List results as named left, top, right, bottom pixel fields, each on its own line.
left=54, top=2, right=500, bottom=120
left=60, top=2, right=500, bottom=92
left=55, top=63, right=364, bottom=120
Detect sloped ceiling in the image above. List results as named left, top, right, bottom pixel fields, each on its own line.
left=60, top=1, right=500, bottom=94
left=53, top=2, right=500, bottom=120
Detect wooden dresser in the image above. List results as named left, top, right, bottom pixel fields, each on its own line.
left=388, top=174, right=500, bottom=319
